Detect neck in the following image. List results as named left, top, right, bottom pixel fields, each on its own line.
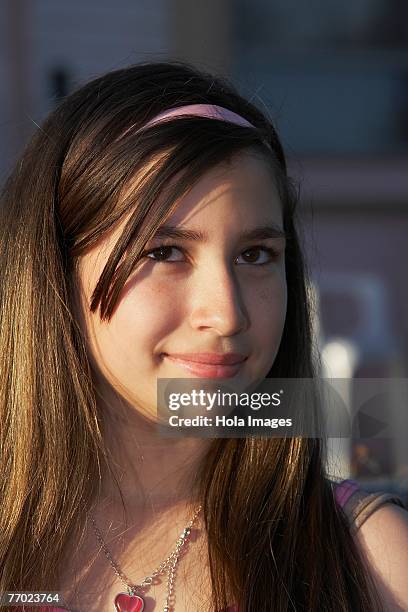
left=94, top=382, right=210, bottom=516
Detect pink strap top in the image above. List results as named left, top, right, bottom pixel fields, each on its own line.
left=333, top=478, right=360, bottom=507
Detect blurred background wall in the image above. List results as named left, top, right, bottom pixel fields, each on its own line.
left=1, top=0, right=407, bottom=494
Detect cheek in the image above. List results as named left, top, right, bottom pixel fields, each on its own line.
left=125, top=278, right=181, bottom=321
left=255, top=276, right=287, bottom=319
left=103, top=281, right=181, bottom=357
left=251, top=279, right=287, bottom=351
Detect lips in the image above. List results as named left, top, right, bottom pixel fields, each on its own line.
left=162, top=353, right=248, bottom=378
left=163, top=352, right=247, bottom=365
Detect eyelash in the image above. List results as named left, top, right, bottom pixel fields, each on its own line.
left=142, top=244, right=281, bottom=266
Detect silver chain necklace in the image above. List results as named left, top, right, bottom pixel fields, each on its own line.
left=89, top=505, right=202, bottom=612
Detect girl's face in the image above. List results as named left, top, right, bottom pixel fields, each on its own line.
left=75, top=150, right=287, bottom=421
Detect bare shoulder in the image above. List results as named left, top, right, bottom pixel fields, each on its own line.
left=356, top=502, right=408, bottom=611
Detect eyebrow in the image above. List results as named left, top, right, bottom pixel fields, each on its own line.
left=151, top=224, right=286, bottom=243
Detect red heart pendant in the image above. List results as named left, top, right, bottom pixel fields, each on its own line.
left=114, top=592, right=145, bottom=612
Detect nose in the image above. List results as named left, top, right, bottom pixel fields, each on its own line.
left=188, top=262, right=249, bottom=337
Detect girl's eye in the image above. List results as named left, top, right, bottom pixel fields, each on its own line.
left=145, top=245, right=185, bottom=262
left=143, top=244, right=280, bottom=265
left=237, top=247, right=280, bottom=265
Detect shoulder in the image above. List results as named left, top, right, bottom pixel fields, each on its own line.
left=356, top=501, right=408, bottom=611
left=329, top=478, right=408, bottom=608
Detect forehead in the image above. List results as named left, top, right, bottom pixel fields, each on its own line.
left=164, top=149, right=282, bottom=228
left=81, top=151, right=281, bottom=260
left=76, top=150, right=283, bottom=290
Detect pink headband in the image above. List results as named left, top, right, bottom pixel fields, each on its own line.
left=129, top=103, right=271, bottom=151
left=141, top=103, right=256, bottom=130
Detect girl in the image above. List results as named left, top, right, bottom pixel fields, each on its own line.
left=0, top=60, right=407, bottom=612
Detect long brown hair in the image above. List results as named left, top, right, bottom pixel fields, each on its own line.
left=0, top=60, right=384, bottom=610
